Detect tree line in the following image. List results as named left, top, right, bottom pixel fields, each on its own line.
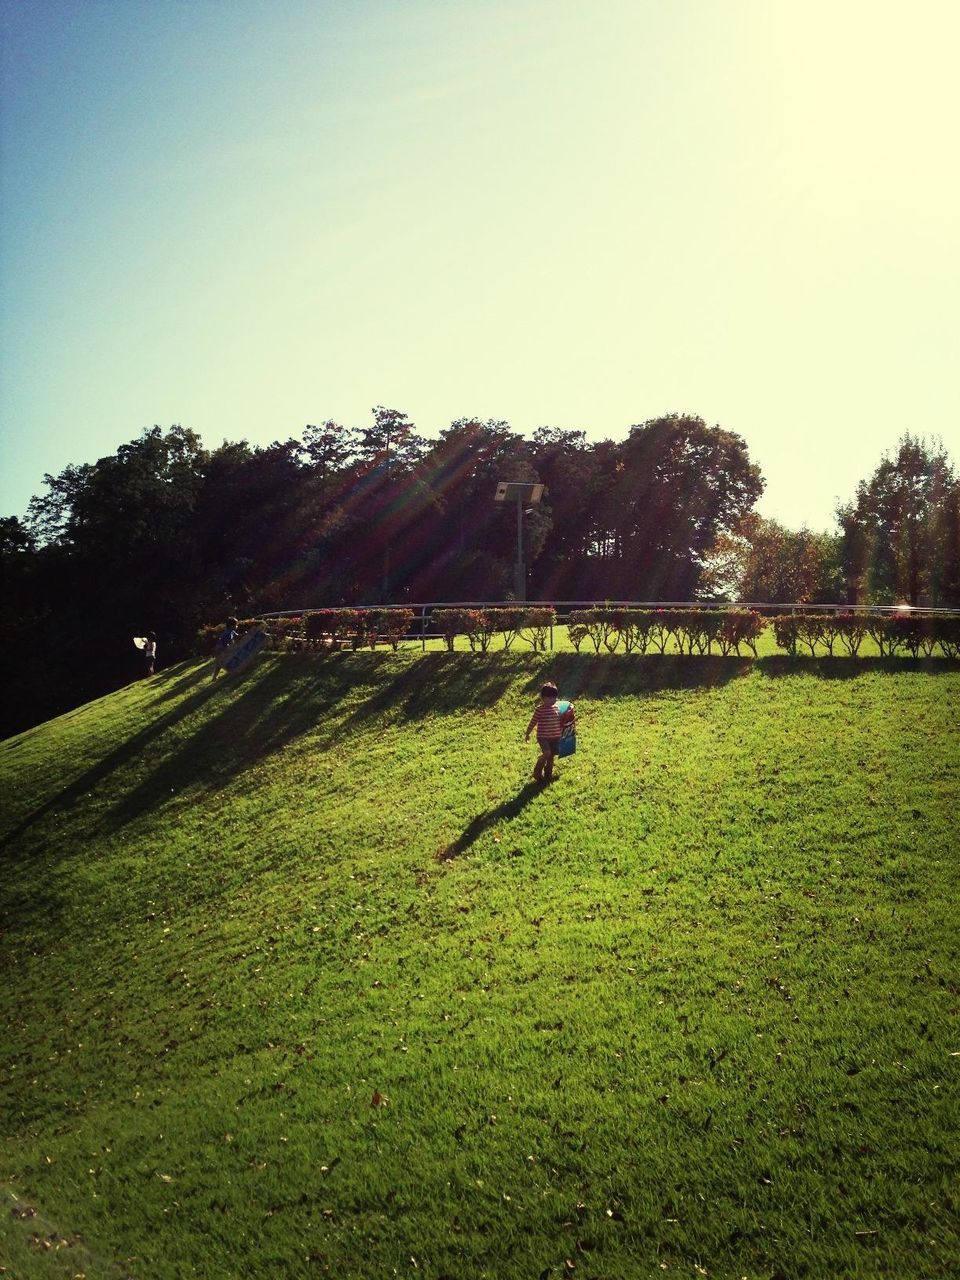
left=1, top=410, right=957, bottom=735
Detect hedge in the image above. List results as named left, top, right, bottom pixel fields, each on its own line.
left=567, top=608, right=764, bottom=657
left=430, top=607, right=556, bottom=652
left=194, top=610, right=416, bottom=656
left=194, top=608, right=960, bottom=659
left=769, top=612, right=960, bottom=659
left=303, top=608, right=415, bottom=651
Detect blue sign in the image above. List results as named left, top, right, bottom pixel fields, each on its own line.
left=222, top=627, right=269, bottom=676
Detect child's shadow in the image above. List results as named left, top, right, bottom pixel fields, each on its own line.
left=438, top=781, right=542, bottom=862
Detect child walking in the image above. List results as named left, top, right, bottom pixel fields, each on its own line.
left=525, top=681, right=564, bottom=783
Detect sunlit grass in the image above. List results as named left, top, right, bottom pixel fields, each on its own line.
left=2, top=651, right=959, bottom=1278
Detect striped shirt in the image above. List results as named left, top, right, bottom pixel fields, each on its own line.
left=530, top=701, right=562, bottom=740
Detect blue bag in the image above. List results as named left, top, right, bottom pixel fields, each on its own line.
left=557, top=699, right=577, bottom=757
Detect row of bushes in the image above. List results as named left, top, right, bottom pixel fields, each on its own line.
left=567, top=608, right=765, bottom=656
left=770, top=611, right=960, bottom=658
left=430, top=607, right=555, bottom=651
left=567, top=608, right=960, bottom=658
left=195, top=607, right=960, bottom=659
left=195, top=609, right=417, bottom=654
left=303, top=608, right=416, bottom=650
left=565, top=608, right=960, bottom=658
left=195, top=607, right=558, bottom=655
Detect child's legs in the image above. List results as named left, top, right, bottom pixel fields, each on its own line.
left=536, top=738, right=558, bottom=779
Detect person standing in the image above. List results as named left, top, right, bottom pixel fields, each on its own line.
left=524, top=681, right=564, bottom=783
left=211, top=616, right=239, bottom=680
left=143, top=632, right=157, bottom=677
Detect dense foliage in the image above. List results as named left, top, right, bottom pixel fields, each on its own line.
left=1, top=414, right=957, bottom=736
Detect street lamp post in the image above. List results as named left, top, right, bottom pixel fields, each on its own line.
left=494, top=481, right=544, bottom=603
left=515, top=490, right=525, bottom=600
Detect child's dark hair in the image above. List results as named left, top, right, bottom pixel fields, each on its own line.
left=540, top=682, right=558, bottom=699
left=227, top=616, right=238, bottom=626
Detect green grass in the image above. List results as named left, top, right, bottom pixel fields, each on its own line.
left=2, top=650, right=959, bottom=1279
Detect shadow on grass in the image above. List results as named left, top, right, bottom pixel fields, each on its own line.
left=340, top=651, right=530, bottom=731
left=110, top=653, right=529, bottom=828
left=148, top=660, right=215, bottom=704
left=516, top=653, right=755, bottom=700
left=108, top=656, right=362, bottom=827
left=755, top=654, right=960, bottom=679
left=438, top=781, right=543, bottom=862
left=516, top=651, right=960, bottom=698
left=1, top=885, right=65, bottom=935
left=0, top=681, right=218, bottom=853
left=14, top=649, right=955, bottom=844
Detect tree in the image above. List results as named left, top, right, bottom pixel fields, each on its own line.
left=4, top=426, right=211, bottom=736
left=838, top=434, right=956, bottom=604
left=0, top=515, right=36, bottom=557
left=529, top=426, right=599, bottom=598
left=416, top=420, right=543, bottom=599
left=932, top=480, right=960, bottom=606
left=3, top=405, right=775, bottom=736
left=192, top=437, right=317, bottom=612
left=708, top=516, right=843, bottom=603
left=590, top=415, right=764, bottom=598
left=302, top=420, right=356, bottom=495
left=355, top=406, right=426, bottom=472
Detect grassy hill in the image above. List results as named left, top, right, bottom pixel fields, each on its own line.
left=2, top=650, right=959, bottom=1279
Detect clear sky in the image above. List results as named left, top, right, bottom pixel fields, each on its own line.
left=2, top=0, right=958, bottom=531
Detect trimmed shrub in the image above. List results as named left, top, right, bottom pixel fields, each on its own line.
left=936, top=614, right=960, bottom=658
left=568, top=608, right=618, bottom=653
left=485, top=607, right=526, bottom=651
left=567, top=623, right=588, bottom=652
left=771, top=613, right=841, bottom=657
left=832, top=612, right=868, bottom=657
left=195, top=606, right=959, bottom=663
left=718, top=610, right=764, bottom=657
left=367, top=608, right=416, bottom=651
left=264, top=616, right=304, bottom=651
left=464, top=610, right=497, bottom=652
left=888, top=613, right=940, bottom=658
left=771, top=615, right=803, bottom=657
left=518, top=606, right=556, bottom=652
left=796, top=614, right=828, bottom=656
left=431, top=608, right=482, bottom=652
left=649, top=610, right=675, bottom=654
left=864, top=614, right=895, bottom=657
left=305, top=608, right=363, bottom=650
left=609, top=609, right=656, bottom=654
left=686, top=609, right=722, bottom=654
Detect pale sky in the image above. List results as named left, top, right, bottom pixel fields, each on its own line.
left=2, top=0, right=958, bottom=532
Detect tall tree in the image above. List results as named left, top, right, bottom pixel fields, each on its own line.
left=932, top=480, right=960, bottom=606
left=838, top=434, right=955, bottom=604
left=529, top=426, right=599, bottom=598
left=416, top=420, right=542, bottom=599
left=591, top=415, right=764, bottom=598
